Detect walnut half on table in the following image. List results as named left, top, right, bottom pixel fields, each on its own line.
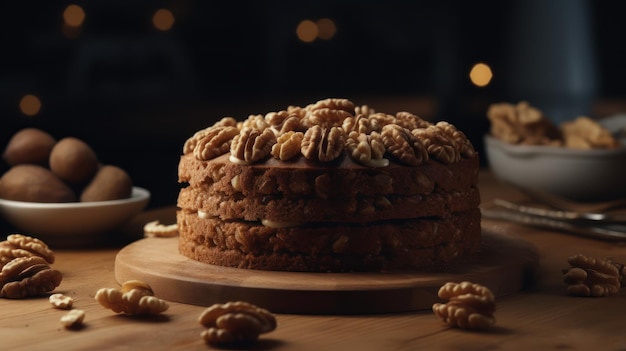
left=0, top=234, right=62, bottom=299
left=432, top=281, right=496, bottom=330
left=198, top=301, right=277, bottom=346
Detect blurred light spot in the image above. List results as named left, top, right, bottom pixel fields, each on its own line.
left=469, top=62, right=493, bottom=87
left=63, top=4, right=85, bottom=27
left=153, top=9, right=175, bottom=31
left=19, top=95, right=42, bottom=117
left=296, top=20, right=318, bottom=43
left=316, top=18, right=336, bottom=40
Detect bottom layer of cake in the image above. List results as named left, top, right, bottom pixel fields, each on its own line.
left=177, top=208, right=481, bottom=272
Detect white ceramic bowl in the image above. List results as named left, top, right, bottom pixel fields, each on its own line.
left=484, top=132, right=626, bottom=202
left=0, top=187, right=150, bottom=246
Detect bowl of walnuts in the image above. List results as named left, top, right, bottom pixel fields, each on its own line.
left=484, top=102, right=626, bottom=202
left=0, top=128, right=150, bottom=244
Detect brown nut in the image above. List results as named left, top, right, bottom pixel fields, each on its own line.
left=0, top=164, right=77, bottom=203
left=49, top=137, right=99, bottom=184
left=3, top=128, right=56, bottom=166
left=562, top=254, right=622, bottom=297
left=198, top=301, right=277, bottom=346
left=432, top=281, right=496, bottom=330
left=79, top=165, right=133, bottom=202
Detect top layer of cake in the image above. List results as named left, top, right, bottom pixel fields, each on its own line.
left=180, top=98, right=477, bottom=170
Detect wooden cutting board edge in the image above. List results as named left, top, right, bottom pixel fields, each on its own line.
left=114, top=229, right=539, bottom=315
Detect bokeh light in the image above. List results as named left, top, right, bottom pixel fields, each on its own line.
left=296, top=20, right=318, bottom=43
left=19, top=94, right=42, bottom=117
left=469, top=62, right=493, bottom=87
left=63, top=4, right=85, bottom=27
left=153, top=9, right=175, bottom=31
left=316, top=18, right=337, bottom=40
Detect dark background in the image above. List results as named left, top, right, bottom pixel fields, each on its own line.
left=1, top=0, right=624, bottom=208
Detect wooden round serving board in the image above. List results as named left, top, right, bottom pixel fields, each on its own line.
left=115, top=228, right=539, bottom=315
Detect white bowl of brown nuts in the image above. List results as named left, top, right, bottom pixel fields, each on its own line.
left=0, top=128, right=150, bottom=243
left=484, top=102, right=626, bottom=202
left=0, top=186, right=150, bottom=238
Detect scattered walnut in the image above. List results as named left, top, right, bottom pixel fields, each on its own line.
left=381, top=124, right=428, bottom=166
left=562, top=254, right=623, bottom=297
left=0, top=255, right=62, bottom=299
left=301, top=125, right=345, bottom=162
left=345, top=131, right=388, bottom=167
left=191, top=126, right=240, bottom=160
left=271, top=131, right=304, bottom=161
left=198, top=301, right=277, bottom=347
left=50, top=293, right=74, bottom=309
left=239, top=114, right=269, bottom=131
left=60, top=309, right=85, bottom=329
left=0, top=234, right=55, bottom=266
left=95, top=280, right=168, bottom=316
left=561, top=117, right=620, bottom=149
left=143, top=220, right=179, bottom=238
left=230, top=128, right=277, bottom=164
left=432, top=281, right=496, bottom=330
left=487, top=101, right=562, bottom=146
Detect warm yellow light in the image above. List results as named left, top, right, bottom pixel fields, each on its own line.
left=153, top=9, right=175, bottom=31
left=316, top=18, right=336, bottom=40
left=296, top=20, right=318, bottom=43
left=63, top=4, right=85, bottom=27
left=469, top=63, right=493, bottom=87
left=19, top=94, right=42, bottom=117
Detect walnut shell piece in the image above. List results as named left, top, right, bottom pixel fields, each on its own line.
left=198, top=301, right=277, bottom=346
left=432, top=281, right=496, bottom=330
left=562, top=254, right=623, bottom=297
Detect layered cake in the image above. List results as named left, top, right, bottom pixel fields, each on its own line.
left=177, top=98, right=481, bottom=272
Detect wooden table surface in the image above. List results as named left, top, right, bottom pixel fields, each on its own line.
left=2, top=170, right=626, bottom=350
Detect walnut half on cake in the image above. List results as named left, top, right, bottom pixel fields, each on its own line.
left=177, top=98, right=481, bottom=272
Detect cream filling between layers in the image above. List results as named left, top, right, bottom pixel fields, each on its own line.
left=197, top=210, right=301, bottom=228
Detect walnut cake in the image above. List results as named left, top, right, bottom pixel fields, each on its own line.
left=177, top=98, right=481, bottom=272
